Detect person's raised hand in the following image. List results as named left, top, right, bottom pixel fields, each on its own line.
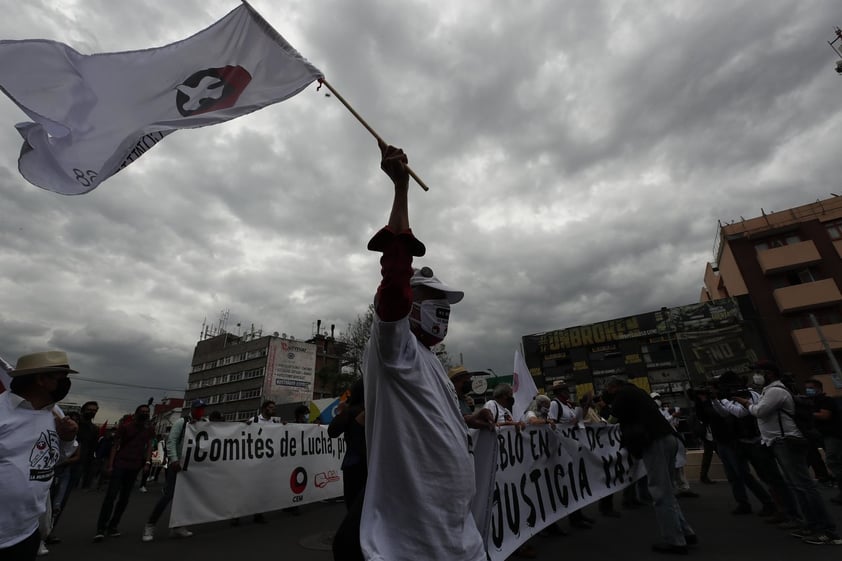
left=379, top=140, right=409, bottom=189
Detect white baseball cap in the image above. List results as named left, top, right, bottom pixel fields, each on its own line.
left=410, top=267, right=464, bottom=304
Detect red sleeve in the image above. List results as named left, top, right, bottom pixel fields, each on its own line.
left=369, top=226, right=419, bottom=322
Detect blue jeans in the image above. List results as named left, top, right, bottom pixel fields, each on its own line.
left=642, top=434, right=694, bottom=546
left=772, top=438, right=837, bottom=535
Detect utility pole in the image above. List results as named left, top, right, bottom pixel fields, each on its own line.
left=809, top=314, right=842, bottom=389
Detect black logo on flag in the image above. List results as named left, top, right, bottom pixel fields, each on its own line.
left=176, top=65, right=252, bottom=117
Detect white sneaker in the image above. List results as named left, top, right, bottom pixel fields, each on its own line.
left=37, top=541, right=49, bottom=556
left=170, top=527, right=193, bottom=538
left=139, top=486, right=148, bottom=493
left=142, top=524, right=155, bottom=542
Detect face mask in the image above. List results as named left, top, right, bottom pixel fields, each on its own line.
left=83, top=411, right=96, bottom=420
left=460, top=381, right=472, bottom=395
left=752, top=374, right=766, bottom=386
left=539, top=406, right=549, bottom=416
left=136, top=413, right=149, bottom=423
left=805, top=388, right=818, bottom=397
left=410, top=299, right=450, bottom=343
left=49, top=377, right=71, bottom=403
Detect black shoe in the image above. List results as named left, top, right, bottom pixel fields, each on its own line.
left=676, top=490, right=700, bottom=498
left=652, top=543, right=688, bottom=555
left=253, top=514, right=267, bottom=524
left=106, top=528, right=121, bottom=537
left=684, top=534, right=699, bottom=546
left=732, top=504, right=752, bottom=515
left=45, top=535, right=61, bottom=545
left=700, top=477, right=715, bottom=485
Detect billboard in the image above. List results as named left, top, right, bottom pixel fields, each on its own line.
left=263, top=338, right=317, bottom=404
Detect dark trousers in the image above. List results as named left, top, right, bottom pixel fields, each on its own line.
left=148, top=467, right=178, bottom=525
left=807, top=440, right=832, bottom=481
left=0, top=530, right=40, bottom=561
left=716, top=441, right=772, bottom=508
left=342, top=465, right=367, bottom=512
left=741, top=441, right=799, bottom=519
left=97, top=467, right=140, bottom=532
left=700, top=439, right=716, bottom=480
left=333, top=486, right=364, bottom=561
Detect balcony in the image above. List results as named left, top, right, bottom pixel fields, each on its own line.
left=773, top=279, right=842, bottom=313
left=757, top=240, right=821, bottom=275
left=792, top=323, right=842, bottom=354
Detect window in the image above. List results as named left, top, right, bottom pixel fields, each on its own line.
left=208, top=395, right=220, bottom=405
left=229, top=372, right=244, bottom=382
left=244, top=367, right=264, bottom=379
left=770, top=267, right=820, bottom=289
left=754, top=233, right=801, bottom=252
left=236, top=411, right=253, bottom=421
left=241, top=388, right=261, bottom=400
left=225, top=391, right=241, bottom=402
left=825, top=219, right=842, bottom=240
left=224, top=412, right=236, bottom=421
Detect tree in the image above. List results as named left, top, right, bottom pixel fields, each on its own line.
left=341, top=304, right=375, bottom=379
left=433, top=343, right=455, bottom=370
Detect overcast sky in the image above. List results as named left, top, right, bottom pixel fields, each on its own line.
left=1, top=1, right=840, bottom=421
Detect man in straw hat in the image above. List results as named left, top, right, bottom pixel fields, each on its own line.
left=0, top=351, right=79, bottom=560
left=352, top=143, right=486, bottom=561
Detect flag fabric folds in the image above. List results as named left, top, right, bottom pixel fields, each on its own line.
left=0, top=4, right=323, bottom=195
left=511, top=348, right=539, bottom=422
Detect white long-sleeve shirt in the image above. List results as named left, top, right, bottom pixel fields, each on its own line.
left=0, top=392, right=77, bottom=547
left=747, top=381, right=801, bottom=445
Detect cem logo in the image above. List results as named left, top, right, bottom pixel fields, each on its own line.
left=175, top=65, right=252, bottom=117
left=290, top=466, right=308, bottom=502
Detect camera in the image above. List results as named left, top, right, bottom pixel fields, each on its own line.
left=719, top=385, right=750, bottom=401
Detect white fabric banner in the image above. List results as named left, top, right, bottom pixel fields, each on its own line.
left=170, top=422, right=643, bottom=558
left=0, top=4, right=323, bottom=194
left=170, top=422, right=345, bottom=528
left=480, top=424, right=645, bottom=561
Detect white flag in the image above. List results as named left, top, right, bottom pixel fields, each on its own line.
left=0, top=353, right=13, bottom=393
left=0, top=4, right=323, bottom=195
left=511, top=349, right=539, bottom=422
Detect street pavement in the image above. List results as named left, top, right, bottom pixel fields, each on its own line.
left=41, top=478, right=842, bottom=560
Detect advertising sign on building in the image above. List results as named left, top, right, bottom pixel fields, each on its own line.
left=264, top=338, right=317, bottom=404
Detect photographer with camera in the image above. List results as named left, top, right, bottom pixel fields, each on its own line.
left=730, top=361, right=841, bottom=545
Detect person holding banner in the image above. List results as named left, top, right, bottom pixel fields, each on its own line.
left=359, top=142, right=487, bottom=561
left=484, top=383, right=526, bottom=430
left=603, top=377, right=698, bottom=554
left=142, top=399, right=207, bottom=543
left=0, top=351, right=79, bottom=561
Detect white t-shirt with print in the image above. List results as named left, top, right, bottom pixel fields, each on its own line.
left=0, top=392, right=77, bottom=547
left=361, top=313, right=486, bottom=561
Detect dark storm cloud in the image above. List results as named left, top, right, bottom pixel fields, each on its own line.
left=0, top=0, right=840, bottom=418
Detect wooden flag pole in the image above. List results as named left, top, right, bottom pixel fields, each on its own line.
left=318, top=79, right=430, bottom=192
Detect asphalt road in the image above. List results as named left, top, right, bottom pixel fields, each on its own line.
left=39, top=477, right=842, bottom=560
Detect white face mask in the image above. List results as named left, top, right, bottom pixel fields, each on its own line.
left=752, top=374, right=766, bottom=386
left=410, top=299, right=451, bottom=342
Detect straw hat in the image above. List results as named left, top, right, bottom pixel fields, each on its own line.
left=11, top=351, right=78, bottom=377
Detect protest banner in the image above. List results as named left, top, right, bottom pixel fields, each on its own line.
left=170, top=421, right=345, bottom=527
left=481, top=424, right=644, bottom=561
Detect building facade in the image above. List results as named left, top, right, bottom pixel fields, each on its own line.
left=183, top=329, right=348, bottom=421
left=702, top=196, right=842, bottom=391
left=522, top=296, right=768, bottom=407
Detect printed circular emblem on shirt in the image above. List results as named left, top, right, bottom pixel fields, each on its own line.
left=176, top=65, right=252, bottom=117
left=290, top=466, right=308, bottom=494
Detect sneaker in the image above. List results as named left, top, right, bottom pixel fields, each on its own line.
left=139, top=486, right=148, bottom=493
left=803, top=533, right=842, bottom=545
left=777, top=520, right=802, bottom=530
left=106, top=528, right=121, bottom=538
left=93, top=533, right=105, bottom=543
left=170, top=527, right=193, bottom=539
left=37, top=541, right=49, bottom=556
left=142, top=524, right=155, bottom=543
left=791, top=528, right=814, bottom=539
left=676, top=490, right=700, bottom=498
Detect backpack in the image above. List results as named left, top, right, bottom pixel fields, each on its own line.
left=778, top=389, right=820, bottom=442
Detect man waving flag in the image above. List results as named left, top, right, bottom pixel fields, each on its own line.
left=0, top=3, right=323, bottom=195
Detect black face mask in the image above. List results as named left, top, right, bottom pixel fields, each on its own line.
left=50, top=377, right=71, bottom=403
left=136, top=413, right=150, bottom=424
left=83, top=411, right=96, bottom=421
left=460, top=381, right=472, bottom=395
